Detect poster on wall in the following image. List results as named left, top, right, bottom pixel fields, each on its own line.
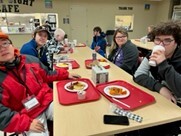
left=45, top=0, right=52, bottom=8
left=115, top=15, right=134, bottom=32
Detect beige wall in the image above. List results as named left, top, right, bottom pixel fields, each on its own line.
left=7, top=0, right=172, bottom=48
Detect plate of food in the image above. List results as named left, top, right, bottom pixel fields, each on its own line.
left=75, top=43, right=85, bottom=47
left=86, top=62, right=94, bottom=69
left=104, top=85, right=130, bottom=98
left=85, top=59, right=110, bottom=69
left=56, top=62, right=69, bottom=68
left=64, top=81, right=88, bottom=92
left=99, top=61, right=109, bottom=67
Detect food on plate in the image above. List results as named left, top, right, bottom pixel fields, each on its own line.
left=76, top=43, right=84, bottom=46
left=86, top=63, right=93, bottom=68
left=99, top=58, right=107, bottom=62
left=86, top=62, right=96, bottom=68
left=99, top=61, right=109, bottom=67
left=56, top=63, right=69, bottom=67
left=67, top=81, right=86, bottom=90
left=109, top=87, right=127, bottom=95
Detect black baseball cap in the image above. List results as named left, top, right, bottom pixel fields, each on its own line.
left=34, top=25, right=51, bottom=39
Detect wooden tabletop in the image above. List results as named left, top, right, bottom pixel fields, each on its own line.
left=131, top=39, right=154, bottom=50
left=53, top=46, right=181, bottom=136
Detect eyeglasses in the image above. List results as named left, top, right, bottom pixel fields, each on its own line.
left=115, top=35, right=127, bottom=39
left=154, top=38, right=174, bottom=46
left=0, top=42, right=11, bottom=48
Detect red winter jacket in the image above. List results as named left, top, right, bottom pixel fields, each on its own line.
left=0, top=54, right=69, bottom=133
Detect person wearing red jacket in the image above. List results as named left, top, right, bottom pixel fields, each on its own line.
left=0, top=32, right=80, bottom=135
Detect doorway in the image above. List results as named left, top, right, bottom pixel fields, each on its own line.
left=70, top=5, right=88, bottom=45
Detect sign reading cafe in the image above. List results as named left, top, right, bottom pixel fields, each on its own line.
left=0, top=0, right=35, bottom=12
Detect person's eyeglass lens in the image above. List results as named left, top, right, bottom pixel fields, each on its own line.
left=0, top=42, right=11, bottom=48
left=115, top=36, right=126, bottom=39
left=154, top=38, right=174, bottom=45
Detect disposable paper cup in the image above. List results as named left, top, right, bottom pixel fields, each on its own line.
left=77, top=90, right=86, bottom=100
left=149, top=45, right=165, bottom=67
left=73, top=39, right=77, bottom=46
left=64, top=38, right=68, bottom=45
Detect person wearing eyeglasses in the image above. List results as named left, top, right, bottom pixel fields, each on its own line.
left=0, top=32, right=80, bottom=135
left=108, top=27, right=139, bottom=75
left=20, top=25, right=51, bottom=69
left=91, top=26, right=107, bottom=57
left=133, top=20, right=181, bottom=135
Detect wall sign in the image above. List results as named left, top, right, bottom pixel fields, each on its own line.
left=0, top=0, right=35, bottom=12
left=45, top=0, right=52, bottom=8
left=144, top=4, right=151, bottom=10
left=118, top=7, right=133, bottom=10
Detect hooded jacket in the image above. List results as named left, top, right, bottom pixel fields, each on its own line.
left=0, top=52, right=68, bottom=133
left=134, top=45, right=181, bottom=98
left=91, top=32, right=107, bottom=57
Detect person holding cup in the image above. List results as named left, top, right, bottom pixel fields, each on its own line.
left=133, top=20, right=181, bottom=135
left=148, top=45, right=165, bottom=66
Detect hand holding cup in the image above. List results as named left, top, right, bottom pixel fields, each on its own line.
left=149, top=45, right=165, bottom=67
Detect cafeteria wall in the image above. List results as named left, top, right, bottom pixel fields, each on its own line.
left=8, top=0, right=172, bottom=49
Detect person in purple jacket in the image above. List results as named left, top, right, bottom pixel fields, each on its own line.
left=108, top=27, right=139, bottom=75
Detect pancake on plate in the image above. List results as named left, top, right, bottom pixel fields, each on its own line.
left=56, top=63, right=69, bottom=68
left=67, top=81, right=86, bottom=90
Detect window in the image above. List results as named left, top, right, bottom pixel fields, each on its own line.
left=0, top=13, right=58, bottom=34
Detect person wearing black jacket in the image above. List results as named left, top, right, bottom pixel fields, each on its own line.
left=133, top=20, right=181, bottom=136
left=108, top=27, right=139, bottom=75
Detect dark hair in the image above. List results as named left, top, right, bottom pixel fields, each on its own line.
left=93, top=26, right=102, bottom=33
left=150, top=20, right=181, bottom=46
left=113, top=27, right=128, bottom=44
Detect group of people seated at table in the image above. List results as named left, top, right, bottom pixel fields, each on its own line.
left=0, top=30, right=80, bottom=135
left=0, top=19, right=181, bottom=136
left=91, top=26, right=139, bottom=75
left=20, top=26, right=67, bottom=70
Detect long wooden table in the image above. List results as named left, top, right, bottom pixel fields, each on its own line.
left=53, top=46, right=181, bottom=136
left=131, top=39, right=154, bottom=50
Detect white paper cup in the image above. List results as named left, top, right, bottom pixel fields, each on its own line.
left=140, top=37, right=148, bottom=44
left=73, top=39, right=77, bottom=46
left=149, top=45, right=165, bottom=67
left=64, top=38, right=68, bottom=45
left=77, top=90, right=86, bottom=100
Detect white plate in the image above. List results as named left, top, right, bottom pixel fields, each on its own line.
left=64, top=81, right=88, bottom=92
left=104, top=85, right=130, bottom=98
left=75, top=43, right=84, bottom=47
left=99, top=62, right=109, bottom=67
